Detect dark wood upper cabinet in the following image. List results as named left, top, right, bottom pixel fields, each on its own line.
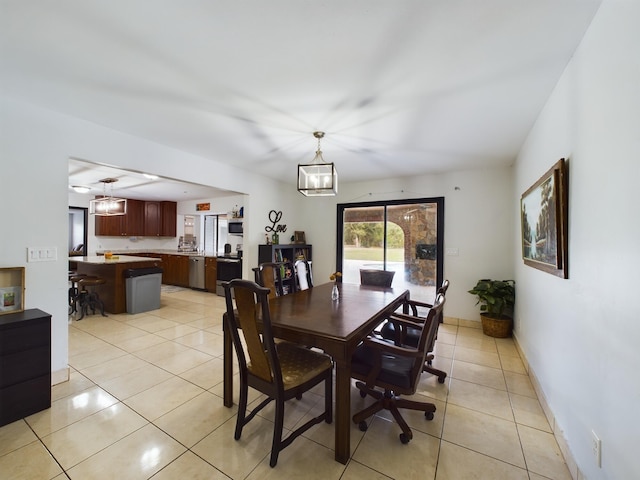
left=161, top=201, right=177, bottom=237
left=94, top=214, right=122, bottom=236
left=144, top=201, right=161, bottom=236
left=95, top=199, right=176, bottom=237
left=122, top=199, right=144, bottom=236
left=144, top=201, right=176, bottom=237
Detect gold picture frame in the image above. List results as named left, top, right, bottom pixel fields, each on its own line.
left=520, top=158, right=568, bottom=278
left=293, top=231, right=306, bottom=244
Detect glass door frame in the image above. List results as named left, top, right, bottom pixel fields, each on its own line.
left=336, top=197, right=444, bottom=289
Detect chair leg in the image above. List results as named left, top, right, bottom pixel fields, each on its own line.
left=423, top=353, right=447, bottom=383
left=235, top=382, right=248, bottom=440
left=270, top=399, right=285, bottom=467
left=352, top=383, right=388, bottom=430
left=388, top=404, right=413, bottom=443
left=77, top=289, right=89, bottom=320
left=424, top=364, right=447, bottom=383
left=324, top=373, right=333, bottom=424
left=352, top=385, right=436, bottom=443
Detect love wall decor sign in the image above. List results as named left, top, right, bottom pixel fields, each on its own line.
left=265, top=210, right=287, bottom=243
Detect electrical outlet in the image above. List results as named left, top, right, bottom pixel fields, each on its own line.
left=591, top=430, right=601, bottom=467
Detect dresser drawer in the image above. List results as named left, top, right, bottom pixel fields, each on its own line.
left=0, top=374, right=51, bottom=426
left=0, top=346, right=51, bottom=387
left=0, top=320, right=49, bottom=354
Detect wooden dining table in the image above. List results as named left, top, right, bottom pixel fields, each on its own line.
left=222, top=281, right=410, bottom=464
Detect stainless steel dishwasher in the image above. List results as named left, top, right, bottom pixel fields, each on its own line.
left=188, top=256, right=206, bottom=290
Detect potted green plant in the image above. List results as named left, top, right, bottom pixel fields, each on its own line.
left=468, top=279, right=515, bottom=337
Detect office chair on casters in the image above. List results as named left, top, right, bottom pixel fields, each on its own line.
left=379, top=280, right=450, bottom=383
left=351, top=293, right=445, bottom=444
left=360, top=269, right=395, bottom=287
left=222, top=279, right=333, bottom=467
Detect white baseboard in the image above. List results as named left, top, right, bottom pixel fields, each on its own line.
left=512, top=332, right=583, bottom=480
left=51, top=366, right=70, bottom=386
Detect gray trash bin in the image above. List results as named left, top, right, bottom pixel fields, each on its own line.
left=124, top=267, right=163, bottom=314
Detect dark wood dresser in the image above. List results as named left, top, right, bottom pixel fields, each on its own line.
left=0, top=308, right=51, bottom=426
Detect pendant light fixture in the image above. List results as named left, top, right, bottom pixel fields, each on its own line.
left=297, top=131, right=338, bottom=196
left=89, top=178, right=127, bottom=216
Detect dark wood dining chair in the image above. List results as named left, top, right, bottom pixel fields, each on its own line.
left=359, top=268, right=395, bottom=287
left=379, top=280, right=450, bottom=383
left=351, top=293, right=445, bottom=443
left=222, top=279, right=333, bottom=467
left=253, top=262, right=285, bottom=298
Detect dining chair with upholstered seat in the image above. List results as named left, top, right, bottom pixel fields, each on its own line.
left=359, top=268, right=395, bottom=287
left=351, top=293, right=445, bottom=443
left=222, top=279, right=333, bottom=467
left=379, top=280, right=450, bottom=383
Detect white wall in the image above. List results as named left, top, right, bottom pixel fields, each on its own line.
left=295, top=167, right=515, bottom=322
left=2, top=97, right=297, bottom=383
left=513, top=1, right=639, bottom=478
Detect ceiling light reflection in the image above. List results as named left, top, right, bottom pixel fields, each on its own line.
left=140, top=447, right=161, bottom=470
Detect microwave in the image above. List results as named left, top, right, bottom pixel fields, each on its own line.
left=228, top=220, right=243, bottom=235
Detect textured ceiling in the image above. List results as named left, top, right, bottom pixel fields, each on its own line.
left=1, top=1, right=602, bottom=200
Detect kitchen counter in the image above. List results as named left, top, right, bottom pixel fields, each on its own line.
left=74, top=255, right=163, bottom=314
left=75, top=255, right=161, bottom=264
left=94, top=250, right=225, bottom=258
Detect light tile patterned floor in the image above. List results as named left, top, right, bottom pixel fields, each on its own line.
left=0, top=288, right=572, bottom=479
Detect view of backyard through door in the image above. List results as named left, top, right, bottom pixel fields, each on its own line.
left=337, top=198, right=444, bottom=303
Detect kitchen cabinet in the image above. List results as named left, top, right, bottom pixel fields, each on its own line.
left=0, top=309, right=51, bottom=426
left=258, top=244, right=312, bottom=295
left=122, top=199, right=145, bottom=236
left=205, top=257, right=217, bottom=292
left=75, top=256, right=161, bottom=314
left=144, top=201, right=177, bottom=237
left=161, top=254, right=189, bottom=287
left=161, top=201, right=177, bottom=237
left=96, top=199, right=175, bottom=237
left=94, top=211, right=121, bottom=236
left=144, top=201, right=161, bottom=236
left=94, top=199, right=144, bottom=236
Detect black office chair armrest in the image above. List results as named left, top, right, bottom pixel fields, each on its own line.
left=362, top=335, right=422, bottom=358
left=400, top=299, right=434, bottom=316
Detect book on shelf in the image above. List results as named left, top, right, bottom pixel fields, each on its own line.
left=295, top=248, right=309, bottom=260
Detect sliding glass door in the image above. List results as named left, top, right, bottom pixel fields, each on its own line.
left=337, top=197, right=444, bottom=301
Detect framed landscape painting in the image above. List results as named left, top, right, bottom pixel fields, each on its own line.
left=520, top=158, right=568, bottom=278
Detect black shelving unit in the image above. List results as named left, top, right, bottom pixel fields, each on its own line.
left=258, top=244, right=312, bottom=295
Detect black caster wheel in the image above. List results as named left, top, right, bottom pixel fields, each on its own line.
left=359, top=390, right=367, bottom=398
left=358, top=421, right=368, bottom=432
left=399, top=432, right=412, bottom=444
left=425, top=411, right=434, bottom=420
left=437, top=376, right=446, bottom=384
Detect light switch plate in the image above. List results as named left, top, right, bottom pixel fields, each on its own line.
left=27, top=247, right=57, bottom=262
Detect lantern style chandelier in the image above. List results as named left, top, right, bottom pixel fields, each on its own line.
left=297, top=131, right=338, bottom=197
left=89, top=178, right=127, bottom=216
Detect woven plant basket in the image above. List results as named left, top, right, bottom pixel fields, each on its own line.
left=480, top=313, right=512, bottom=338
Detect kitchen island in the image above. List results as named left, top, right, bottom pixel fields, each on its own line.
left=73, top=255, right=162, bottom=314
